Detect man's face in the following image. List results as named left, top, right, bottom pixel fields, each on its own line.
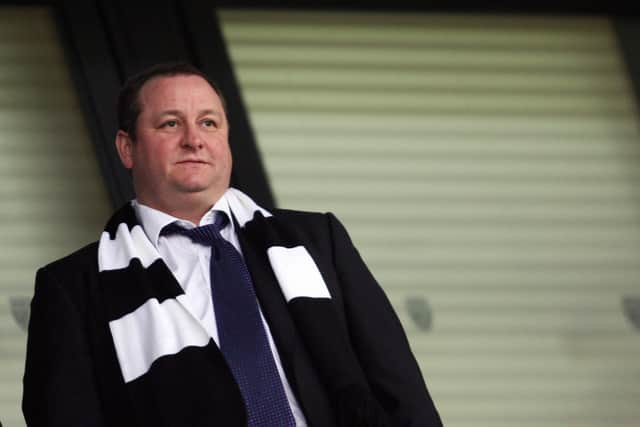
left=116, top=74, right=232, bottom=212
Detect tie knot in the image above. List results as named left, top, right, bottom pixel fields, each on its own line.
left=212, top=211, right=229, bottom=231
left=161, top=211, right=229, bottom=246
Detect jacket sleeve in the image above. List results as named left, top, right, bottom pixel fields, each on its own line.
left=326, top=213, right=443, bottom=427
left=23, top=267, right=106, bottom=427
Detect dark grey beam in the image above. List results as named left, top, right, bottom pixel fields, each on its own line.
left=54, top=0, right=275, bottom=209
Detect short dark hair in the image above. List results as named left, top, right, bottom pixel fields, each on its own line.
left=117, top=62, right=226, bottom=141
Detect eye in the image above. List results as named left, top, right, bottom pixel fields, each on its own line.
left=201, top=119, right=219, bottom=129
left=160, top=120, right=179, bottom=128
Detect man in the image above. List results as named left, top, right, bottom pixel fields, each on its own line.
left=23, top=62, right=442, bottom=426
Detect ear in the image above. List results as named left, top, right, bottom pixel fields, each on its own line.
left=115, top=130, right=134, bottom=169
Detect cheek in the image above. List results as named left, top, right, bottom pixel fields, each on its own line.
left=139, top=147, right=171, bottom=177
left=212, top=137, right=232, bottom=159
left=222, top=146, right=233, bottom=171
left=222, top=143, right=232, bottom=160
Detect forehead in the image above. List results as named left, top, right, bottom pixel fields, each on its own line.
left=138, top=74, right=223, bottom=113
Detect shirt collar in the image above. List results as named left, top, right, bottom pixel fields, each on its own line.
left=132, top=190, right=235, bottom=248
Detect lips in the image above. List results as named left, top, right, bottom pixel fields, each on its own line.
left=176, top=159, right=209, bottom=165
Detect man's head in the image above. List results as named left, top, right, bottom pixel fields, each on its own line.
left=117, top=62, right=226, bottom=141
left=115, top=63, right=232, bottom=221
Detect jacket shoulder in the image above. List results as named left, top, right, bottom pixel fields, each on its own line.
left=270, top=208, right=349, bottom=238
left=38, top=241, right=99, bottom=280
left=270, top=208, right=334, bottom=226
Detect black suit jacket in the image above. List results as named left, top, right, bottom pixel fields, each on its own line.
left=23, top=206, right=442, bottom=426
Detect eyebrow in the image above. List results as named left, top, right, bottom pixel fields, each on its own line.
left=158, top=109, right=223, bottom=117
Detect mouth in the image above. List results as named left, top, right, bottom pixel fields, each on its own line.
left=176, top=159, right=210, bottom=165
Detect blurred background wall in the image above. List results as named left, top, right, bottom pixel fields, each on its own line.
left=0, top=2, right=639, bottom=426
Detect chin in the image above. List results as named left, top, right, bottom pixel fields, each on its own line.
left=177, top=185, right=211, bottom=195
left=175, top=181, right=225, bottom=197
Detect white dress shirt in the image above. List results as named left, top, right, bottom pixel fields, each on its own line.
left=133, top=192, right=306, bottom=425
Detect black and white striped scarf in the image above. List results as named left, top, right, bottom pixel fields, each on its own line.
left=97, top=188, right=389, bottom=426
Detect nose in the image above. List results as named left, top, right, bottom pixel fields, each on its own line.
left=181, top=123, right=203, bottom=150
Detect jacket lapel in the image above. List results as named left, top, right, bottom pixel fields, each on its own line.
left=236, top=213, right=335, bottom=426
left=98, top=204, right=223, bottom=380
left=98, top=204, right=247, bottom=425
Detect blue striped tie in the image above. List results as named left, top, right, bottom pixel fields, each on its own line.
left=162, top=213, right=296, bottom=426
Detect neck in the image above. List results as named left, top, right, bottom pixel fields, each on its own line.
left=137, top=189, right=226, bottom=225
